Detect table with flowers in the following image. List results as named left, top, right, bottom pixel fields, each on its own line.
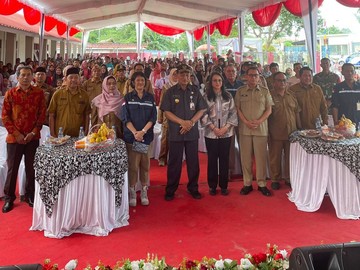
left=288, top=131, right=360, bottom=219
left=30, top=138, right=129, bottom=238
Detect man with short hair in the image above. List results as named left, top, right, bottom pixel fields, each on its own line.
left=160, top=64, right=207, bottom=201
left=332, top=63, right=360, bottom=125
left=235, top=66, right=274, bottom=197
left=1, top=66, right=46, bottom=213
left=114, top=65, right=127, bottom=96
left=82, top=65, right=102, bottom=126
left=48, top=67, right=91, bottom=137
left=287, top=63, right=302, bottom=86
left=268, top=72, right=301, bottom=190
left=265, top=62, right=280, bottom=91
left=313, top=58, right=341, bottom=110
left=289, top=67, right=328, bottom=129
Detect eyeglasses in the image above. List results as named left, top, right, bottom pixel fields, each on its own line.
left=247, top=73, right=259, bottom=77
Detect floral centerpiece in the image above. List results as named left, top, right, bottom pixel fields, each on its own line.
left=42, top=244, right=289, bottom=270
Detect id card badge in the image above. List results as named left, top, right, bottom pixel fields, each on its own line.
left=357, top=101, right=360, bottom=111
left=190, top=101, right=195, bottom=110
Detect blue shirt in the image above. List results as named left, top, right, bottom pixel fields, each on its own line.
left=121, top=91, right=157, bottom=145
left=332, top=81, right=360, bottom=124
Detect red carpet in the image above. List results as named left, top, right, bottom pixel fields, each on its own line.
left=0, top=153, right=359, bottom=268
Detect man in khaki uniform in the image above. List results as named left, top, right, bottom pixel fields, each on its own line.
left=48, top=67, right=91, bottom=137
left=124, top=63, right=154, bottom=95
left=289, top=67, right=328, bottom=129
left=268, top=72, right=301, bottom=190
left=235, top=66, right=273, bottom=196
left=265, top=62, right=279, bottom=91
left=82, top=65, right=102, bottom=126
left=33, top=67, right=54, bottom=125
left=114, top=64, right=127, bottom=96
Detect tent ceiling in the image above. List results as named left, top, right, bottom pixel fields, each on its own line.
left=20, top=0, right=284, bottom=31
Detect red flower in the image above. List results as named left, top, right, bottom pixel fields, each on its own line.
left=185, top=260, right=197, bottom=269
left=274, top=253, right=283, bottom=260
left=269, top=246, right=275, bottom=255
left=200, top=264, right=208, bottom=270
left=252, top=253, right=267, bottom=264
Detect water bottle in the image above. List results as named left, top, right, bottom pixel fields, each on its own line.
left=44, top=135, right=52, bottom=149
left=315, top=117, right=322, bottom=131
left=79, top=126, right=85, bottom=139
left=58, top=127, right=64, bottom=138
left=111, top=125, right=116, bottom=138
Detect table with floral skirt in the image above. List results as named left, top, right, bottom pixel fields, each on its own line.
left=30, top=138, right=130, bottom=238
left=288, top=131, right=360, bottom=219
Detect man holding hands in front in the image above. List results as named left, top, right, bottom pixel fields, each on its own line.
left=2, top=66, right=46, bottom=213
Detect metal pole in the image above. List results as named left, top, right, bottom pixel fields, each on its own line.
left=39, top=13, right=45, bottom=62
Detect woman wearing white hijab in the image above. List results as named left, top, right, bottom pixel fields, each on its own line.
left=157, top=68, right=178, bottom=166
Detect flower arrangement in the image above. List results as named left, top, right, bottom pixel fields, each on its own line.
left=42, top=244, right=289, bottom=270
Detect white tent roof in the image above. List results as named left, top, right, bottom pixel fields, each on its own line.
left=21, top=0, right=283, bottom=31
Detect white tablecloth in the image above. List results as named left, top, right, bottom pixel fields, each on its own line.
left=30, top=173, right=129, bottom=238
left=288, top=142, right=360, bottom=219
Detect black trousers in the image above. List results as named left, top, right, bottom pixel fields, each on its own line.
left=166, top=140, right=199, bottom=195
left=205, top=136, right=232, bottom=190
left=4, top=140, right=39, bottom=203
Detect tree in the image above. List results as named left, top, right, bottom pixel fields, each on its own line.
left=245, top=6, right=303, bottom=52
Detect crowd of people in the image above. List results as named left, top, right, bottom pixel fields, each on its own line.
left=1, top=53, right=360, bottom=213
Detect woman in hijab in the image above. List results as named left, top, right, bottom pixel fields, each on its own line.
left=92, top=75, right=124, bottom=138
left=157, top=68, right=178, bottom=166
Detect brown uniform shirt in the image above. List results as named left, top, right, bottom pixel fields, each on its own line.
left=34, top=82, right=55, bottom=125
left=235, top=84, right=274, bottom=136
left=48, top=86, right=91, bottom=137
left=289, top=83, right=328, bottom=129
left=116, top=78, right=127, bottom=96
left=82, top=78, right=102, bottom=126
left=268, top=90, right=301, bottom=140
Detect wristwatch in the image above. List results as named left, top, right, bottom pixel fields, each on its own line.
left=142, top=129, right=147, bottom=134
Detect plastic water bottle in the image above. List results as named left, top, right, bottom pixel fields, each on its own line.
left=44, top=135, right=52, bottom=149
left=58, top=127, right=64, bottom=138
left=79, top=126, right=85, bottom=139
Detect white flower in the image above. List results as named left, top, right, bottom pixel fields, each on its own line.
left=282, top=260, right=290, bottom=269
left=64, top=259, right=78, bottom=270
left=215, top=259, right=224, bottom=269
left=239, top=258, right=253, bottom=269
left=143, top=262, right=155, bottom=270
left=131, top=261, right=140, bottom=270
left=224, top=259, right=232, bottom=264
left=279, top=249, right=288, bottom=259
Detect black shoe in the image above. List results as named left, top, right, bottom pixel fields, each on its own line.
left=20, top=195, right=26, bottom=202
left=271, top=182, right=280, bottom=190
left=240, top=185, right=253, bottom=195
left=209, top=188, right=216, bottom=196
left=164, top=193, right=174, bottom=201
left=28, top=197, right=34, bottom=207
left=258, top=186, right=271, bottom=196
left=2, top=202, right=14, bottom=213
left=188, top=190, right=202, bottom=199
left=221, top=189, right=229, bottom=196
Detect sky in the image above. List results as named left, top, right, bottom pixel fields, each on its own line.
left=318, top=0, right=359, bottom=33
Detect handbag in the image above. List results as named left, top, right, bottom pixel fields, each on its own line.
left=132, top=141, right=149, bottom=154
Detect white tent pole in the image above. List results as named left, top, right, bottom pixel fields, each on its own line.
left=38, top=13, right=45, bottom=62
left=237, top=12, right=245, bottom=62
left=136, top=21, right=141, bottom=60
left=207, top=25, right=211, bottom=56
left=66, top=24, right=70, bottom=60
left=300, top=0, right=318, bottom=72
left=185, top=31, right=194, bottom=58
left=81, top=30, right=90, bottom=58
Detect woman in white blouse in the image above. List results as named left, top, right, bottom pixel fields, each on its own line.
left=201, top=72, right=238, bottom=196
